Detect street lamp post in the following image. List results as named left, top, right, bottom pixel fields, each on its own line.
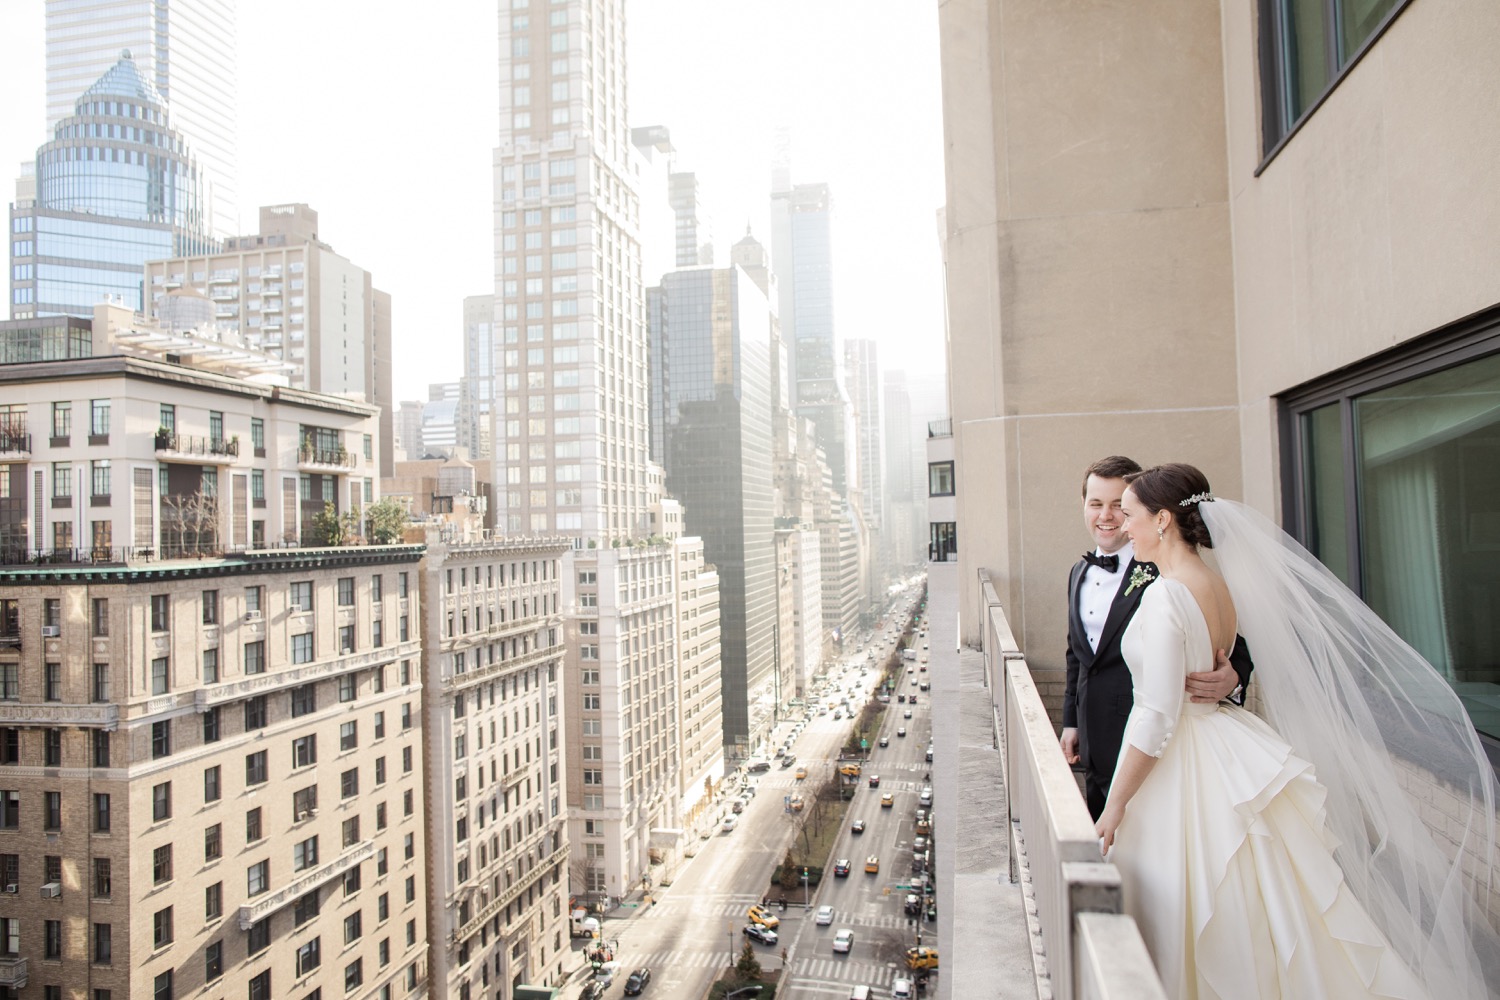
left=803, top=867, right=810, bottom=910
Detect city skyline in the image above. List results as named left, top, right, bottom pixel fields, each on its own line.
left=0, top=1, right=948, bottom=403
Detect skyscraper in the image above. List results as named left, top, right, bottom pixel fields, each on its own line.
left=651, top=266, right=776, bottom=755
left=845, top=338, right=884, bottom=530
left=460, top=293, right=497, bottom=460
left=10, top=53, right=217, bottom=319
left=45, top=0, right=240, bottom=237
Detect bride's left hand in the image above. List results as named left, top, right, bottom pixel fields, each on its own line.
left=1095, top=805, right=1124, bottom=857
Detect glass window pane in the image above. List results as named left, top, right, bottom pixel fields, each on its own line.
left=1301, top=402, right=1350, bottom=585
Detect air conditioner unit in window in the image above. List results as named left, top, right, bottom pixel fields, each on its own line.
left=295, top=808, right=316, bottom=821
left=41, top=626, right=60, bottom=637
left=3, top=884, right=16, bottom=894
left=245, top=610, right=262, bottom=621
left=40, top=882, right=60, bottom=898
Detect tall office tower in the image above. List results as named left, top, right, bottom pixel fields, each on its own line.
left=460, top=294, right=497, bottom=460
left=420, top=382, right=461, bottom=459
left=669, top=172, right=714, bottom=268
left=494, top=0, right=689, bottom=907
left=769, top=175, right=850, bottom=495
left=0, top=324, right=426, bottom=1000
left=845, top=339, right=884, bottom=533
left=629, top=125, right=676, bottom=287
left=45, top=0, right=241, bottom=238
left=650, top=267, right=776, bottom=757
left=9, top=53, right=218, bottom=320
left=396, top=401, right=425, bottom=462
left=882, top=372, right=923, bottom=570
left=417, top=512, right=572, bottom=995
left=144, top=203, right=396, bottom=474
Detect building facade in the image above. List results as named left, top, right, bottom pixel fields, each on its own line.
left=44, top=0, right=240, bottom=239
left=418, top=523, right=571, bottom=997
left=460, top=295, right=497, bottom=462
left=10, top=53, right=218, bottom=320
left=142, top=204, right=396, bottom=475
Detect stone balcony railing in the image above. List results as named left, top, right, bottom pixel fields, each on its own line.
left=196, top=640, right=420, bottom=710
left=442, top=638, right=565, bottom=693
left=238, top=840, right=375, bottom=930
left=0, top=702, right=118, bottom=729
left=453, top=830, right=566, bottom=943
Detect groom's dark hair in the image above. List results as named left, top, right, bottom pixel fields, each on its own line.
left=1081, top=455, right=1142, bottom=496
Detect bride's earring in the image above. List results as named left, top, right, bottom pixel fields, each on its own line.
left=1156, top=521, right=1165, bottom=542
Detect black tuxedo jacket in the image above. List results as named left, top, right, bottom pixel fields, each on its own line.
left=1062, top=558, right=1253, bottom=788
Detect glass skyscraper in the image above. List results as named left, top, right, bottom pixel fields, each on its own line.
left=45, top=0, right=240, bottom=238
left=652, top=266, right=776, bottom=750
left=10, top=53, right=217, bottom=318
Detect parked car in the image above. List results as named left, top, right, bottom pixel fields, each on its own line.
left=833, top=928, right=855, bottom=954
left=721, top=816, right=738, bottom=832
left=746, top=905, right=780, bottom=929
left=891, top=977, right=914, bottom=1000
left=925, top=746, right=933, bottom=762
left=731, top=800, right=744, bottom=814
left=833, top=858, right=852, bottom=877
left=623, top=968, right=652, bottom=995
left=815, top=904, right=835, bottom=926
left=919, top=787, right=933, bottom=807
left=743, top=923, right=778, bottom=945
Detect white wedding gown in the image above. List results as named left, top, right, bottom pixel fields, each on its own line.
left=1111, top=578, right=1429, bottom=1000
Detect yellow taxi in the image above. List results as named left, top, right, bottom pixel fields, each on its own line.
left=864, top=856, right=880, bottom=874
left=747, top=905, right=780, bottom=930
left=880, top=792, right=894, bottom=808
left=794, top=766, right=807, bottom=780
left=906, top=946, right=939, bottom=970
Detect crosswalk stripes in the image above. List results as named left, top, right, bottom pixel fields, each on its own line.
left=792, top=957, right=899, bottom=987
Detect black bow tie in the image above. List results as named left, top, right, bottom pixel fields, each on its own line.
left=1083, top=553, right=1120, bottom=572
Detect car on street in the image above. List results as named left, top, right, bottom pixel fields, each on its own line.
left=580, top=982, right=607, bottom=1000
left=833, top=928, right=855, bottom=954
left=794, top=767, right=807, bottom=780
left=746, top=905, right=780, bottom=929
left=881, top=793, right=894, bottom=808
left=910, top=677, right=918, bottom=686
left=903, top=710, right=912, bottom=719
left=721, top=816, right=738, bottom=832
left=623, top=968, right=652, bottom=995
left=926, top=900, right=938, bottom=922
left=850, top=819, right=866, bottom=834
left=865, top=856, right=880, bottom=874
left=904, top=893, right=921, bottom=915
left=897, top=693, right=906, bottom=703
left=878, top=736, right=890, bottom=747
left=815, top=904, right=835, bottom=925
left=780, top=756, right=795, bottom=768
left=833, top=858, right=852, bottom=877
left=743, top=923, right=778, bottom=945
left=891, top=977, right=914, bottom=1000
left=747, top=761, right=771, bottom=774
left=926, top=747, right=933, bottom=762
left=868, top=774, right=880, bottom=787
left=897, top=728, right=907, bottom=738
left=920, top=681, right=930, bottom=691
left=906, top=946, right=940, bottom=970
left=920, top=787, right=933, bottom=807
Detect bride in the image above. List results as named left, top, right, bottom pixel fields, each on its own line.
left=1095, top=463, right=1499, bottom=999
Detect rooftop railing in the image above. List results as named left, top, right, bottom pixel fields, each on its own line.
left=154, top=431, right=239, bottom=458
left=927, top=418, right=952, bottom=438
left=978, top=569, right=1166, bottom=1000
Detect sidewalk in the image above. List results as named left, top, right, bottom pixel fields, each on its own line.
left=929, top=561, right=1038, bottom=1000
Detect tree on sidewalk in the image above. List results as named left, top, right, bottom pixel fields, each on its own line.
left=735, top=941, right=762, bottom=981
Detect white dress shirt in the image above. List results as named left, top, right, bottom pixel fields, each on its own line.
left=1079, top=542, right=1133, bottom=653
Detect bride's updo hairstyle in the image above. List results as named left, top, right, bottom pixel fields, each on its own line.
left=1125, top=463, right=1214, bottom=549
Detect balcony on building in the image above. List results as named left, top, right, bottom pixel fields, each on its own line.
left=0, top=427, right=29, bottom=461
left=0, top=955, right=26, bottom=989
left=155, top=430, right=239, bottom=464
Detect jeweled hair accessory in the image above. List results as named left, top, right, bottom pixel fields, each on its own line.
left=1179, top=492, right=1215, bottom=507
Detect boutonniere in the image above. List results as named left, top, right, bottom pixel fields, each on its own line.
left=1123, top=565, right=1155, bottom=597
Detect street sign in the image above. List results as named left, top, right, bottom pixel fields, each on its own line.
left=860, top=739, right=868, bottom=749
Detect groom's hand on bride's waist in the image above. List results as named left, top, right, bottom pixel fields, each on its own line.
left=1186, top=650, right=1239, bottom=703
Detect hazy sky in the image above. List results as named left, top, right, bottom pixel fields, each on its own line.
left=0, top=2, right=948, bottom=402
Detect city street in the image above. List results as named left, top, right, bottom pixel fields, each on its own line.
left=570, top=594, right=933, bottom=999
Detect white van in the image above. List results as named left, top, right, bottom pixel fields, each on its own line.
left=848, top=987, right=872, bottom=1000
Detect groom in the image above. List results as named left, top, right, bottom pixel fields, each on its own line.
left=1060, top=456, right=1253, bottom=819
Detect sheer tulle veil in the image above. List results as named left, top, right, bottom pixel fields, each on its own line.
left=1198, top=498, right=1500, bottom=996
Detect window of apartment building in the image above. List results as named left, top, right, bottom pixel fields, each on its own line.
left=1281, top=317, right=1500, bottom=741
left=0, top=854, right=15, bottom=889
left=92, top=792, right=108, bottom=831
left=294, top=889, right=321, bottom=927
left=398, top=615, right=408, bottom=641
left=158, top=404, right=174, bottom=434
left=930, top=521, right=958, bottom=563
left=340, top=721, right=358, bottom=752
left=0, top=664, right=15, bottom=702
left=150, top=657, right=169, bottom=695
left=92, top=662, right=109, bottom=702
left=375, top=757, right=387, bottom=785
left=244, top=696, right=268, bottom=731
left=338, top=577, right=355, bottom=605
left=1258, top=0, right=1409, bottom=156
left=399, top=660, right=411, bottom=685
left=297, top=936, right=322, bottom=975
left=51, top=401, right=70, bottom=442
left=294, top=785, right=318, bottom=820
left=202, top=647, right=218, bottom=684
left=205, top=940, right=223, bottom=981
left=377, top=893, right=389, bottom=922
left=247, top=860, right=269, bottom=897
left=344, top=957, right=364, bottom=993
left=245, top=752, right=268, bottom=786
left=293, top=835, right=319, bottom=872
left=51, top=520, right=71, bottom=550
left=344, top=911, right=363, bottom=944
left=291, top=683, right=316, bottom=717
left=205, top=823, right=222, bottom=861
left=370, top=574, right=382, bottom=602
left=293, top=735, right=317, bottom=768
left=90, top=459, right=110, bottom=501
left=245, top=639, right=266, bottom=674
left=372, top=619, right=383, bottom=648
left=44, top=727, right=61, bottom=765
left=93, top=858, right=111, bottom=898
left=246, top=808, right=264, bottom=844
left=340, top=768, right=358, bottom=799
left=247, top=916, right=270, bottom=954
left=153, top=907, right=173, bottom=948
left=249, top=972, right=271, bottom=1000
left=208, top=883, right=226, bottom=922
left=151, top=720, right=171, bottom=758
left=251, top=468, right=265, bottom=506
left=403, top=790, right=414, bottom=818
left=375, top=802, right=387, bottom=831
left=153, top=844, right=172, bottom=884
left=245, top=585, right=262, bottom=615
left=152, top=969, right=172, bottom=1000
left=151, top=782, right=171, bottom=821
left=343, top=863, right=362, bottom=895
left=91, top=597, right=108, bottom=636
left=92, top=922, right=111, bottom=964
left=374, top=712, right=385, bottom=739
left=50, top=461, right=72, bottom=503
left=339, top=624, right=355, bottom=654
left=293, top=632, right=314, bottom=664
left=208, top=410, right=223, bottom=444
left=402, top=746, right=413, bottom=773
left=202, top=707, right=220, bottom=743
left=90, top=398, right=110, bottom=440
left=201, top=590, right=218, bottom=625
left=404, top=876, right=415, bottom=904
left=398, top=572, right=408, bottom=598
left=0, top=730, right=16, bottom=765
left=251, top=417, right=265, bottom=456
left=339, top=672, right=356, bottom=702
left=291, top=581, right=314, bottom=612
left=203, top=765, right=221, bottom=803
left=342, top=815, right=360, bottom=848
left=150, top=594, right=169, bottom=632
left=400, top=702, right=412, bottom=730
left=928, top=460, right=955, bottom=497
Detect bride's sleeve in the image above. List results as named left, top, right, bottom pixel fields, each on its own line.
left=1123, top=586, right=1187, bottom=758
